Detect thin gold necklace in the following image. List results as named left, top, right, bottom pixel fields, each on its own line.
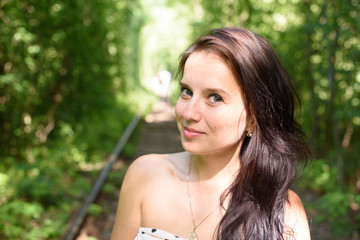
left=186, top=159, right=219, bottom=240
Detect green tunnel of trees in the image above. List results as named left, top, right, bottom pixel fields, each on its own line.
left=0, top=0, right=359, bottom=239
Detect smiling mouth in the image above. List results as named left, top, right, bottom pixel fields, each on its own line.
left=183, top=126, right=204, bottom=138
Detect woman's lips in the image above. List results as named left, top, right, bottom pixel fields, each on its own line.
left=183, top=126, right=204, bottom=138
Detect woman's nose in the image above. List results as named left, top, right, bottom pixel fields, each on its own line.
left=183, top=98, right=201, bottom=122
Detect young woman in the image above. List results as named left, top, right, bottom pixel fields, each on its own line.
left=111, top=27, right=311, bottom=240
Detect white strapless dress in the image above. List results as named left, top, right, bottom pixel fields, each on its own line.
left=135, top=227, right=187, bottom=240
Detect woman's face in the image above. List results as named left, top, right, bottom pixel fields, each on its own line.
left=175, top=51, right=249, bottom=156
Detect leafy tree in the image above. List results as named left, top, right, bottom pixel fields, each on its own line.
left=0, top=0, right=149, bottom=238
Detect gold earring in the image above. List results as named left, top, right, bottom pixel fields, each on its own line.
left=247, top=131, right=253, bottom=137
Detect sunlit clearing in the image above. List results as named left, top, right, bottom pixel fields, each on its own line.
left=140, top=1, right=193, bottom=94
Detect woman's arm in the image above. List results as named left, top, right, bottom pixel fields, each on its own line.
left=284, top=190, right=311, bottom=240
left=111, top=157, right=147, bottom=240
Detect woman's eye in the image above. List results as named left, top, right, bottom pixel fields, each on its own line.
left=209, top=94, right=223, bottom=103
left=180, top=87, right=192, bottom=97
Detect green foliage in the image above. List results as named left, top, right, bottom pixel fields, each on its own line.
left=315, top=191, right=353, bottom=235
left=0, top=0, right=151, bottom=239
left=298, top=160, right=338, bottom=192
left=298, top=159, right=360, bottom=236
left=0, top=199, right=68, bottom=239
left=88, top=203, right=103, bottom=217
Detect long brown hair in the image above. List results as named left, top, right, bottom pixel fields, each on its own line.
left=178, top=27, right=310, bottom=239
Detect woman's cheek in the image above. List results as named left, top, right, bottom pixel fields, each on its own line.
left=175, top=101, right=182, bottom=118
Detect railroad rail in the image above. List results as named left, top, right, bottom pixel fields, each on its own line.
left=63, top=114, right=141, bottom=240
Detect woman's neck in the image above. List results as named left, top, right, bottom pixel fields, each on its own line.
left=189, top=144, right=241, bottom=184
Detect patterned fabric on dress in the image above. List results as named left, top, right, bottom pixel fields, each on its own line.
left=135, top=227, right=187, bottom=240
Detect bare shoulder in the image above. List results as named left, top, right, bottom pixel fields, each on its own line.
left=126, top=152, right=188, bottom=181
left=122, top=154, right=169, bottom=191
left=123, top=151, right=190, bottom=194
left=111, top=152, right=187, bottom=240
left=126, top=153, right=168, bottom=177
left=284, top=190, right=311, bottom=240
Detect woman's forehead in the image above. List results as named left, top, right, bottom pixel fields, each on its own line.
left=184, top=52, right=237, bottom=82
left=182, top=52, right=243, bottom=96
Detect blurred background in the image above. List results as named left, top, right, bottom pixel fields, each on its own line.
left=0, top=0, right=359, bottom=239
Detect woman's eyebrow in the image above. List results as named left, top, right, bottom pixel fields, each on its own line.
left=180, top=81, right=231, bottom=97
left=179, top=82, right=190, bottom=88
left=205, top=88, right=228, bottom=95
left=205, top=88, right=231, bottom=100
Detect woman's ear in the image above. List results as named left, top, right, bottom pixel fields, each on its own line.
left=246, top=115, right=255, bottom=132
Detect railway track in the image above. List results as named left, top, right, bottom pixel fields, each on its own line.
left=65, top=98, right=183, bottom=240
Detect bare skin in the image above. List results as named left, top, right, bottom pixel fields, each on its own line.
left=111, top=152, right=232, bottom=239
left=111, top=152, right=310, bottom=240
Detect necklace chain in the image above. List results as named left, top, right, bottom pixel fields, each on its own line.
left=186, top=159, right=219, bottom=240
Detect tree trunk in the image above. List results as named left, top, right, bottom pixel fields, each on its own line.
left=304, top=0, right=319, bottom=157
left=326, top=0, right=343, bottom=189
